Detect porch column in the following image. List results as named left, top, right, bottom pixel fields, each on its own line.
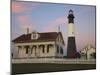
left=36, top=45, right=41, bottom=57
left=21, top=45, right=24, bottom=58
left=17, top=46, right=22, bottom=58
left=28, top=45, right=33, bottom=58
left=16, top=46, right=19, bottom=55
left=16, top=46, right=19, bottom=58
left=45, top=44, right=47, bottom=57
left=37, top=45, right=40, bottom=57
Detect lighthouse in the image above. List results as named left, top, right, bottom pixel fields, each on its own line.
left=67, top=10, right=77, bottom=58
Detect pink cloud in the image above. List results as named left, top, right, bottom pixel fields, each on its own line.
left=12, top=2, right=26, bottom=13
left=17, top=16, right=29, bottom=27
left=12, top=1, right=40, bottom=13
left=43, top=16, right=67, bottom=32
left=17, top=15, right=36, bottom=32
left=50, top=16, right=67, bottom=26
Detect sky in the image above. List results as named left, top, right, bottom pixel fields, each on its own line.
left=11, top=1, right=96, bottom=54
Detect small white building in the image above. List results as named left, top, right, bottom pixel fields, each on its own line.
left=80, top=45, right=96, bottom=59
left=12, top=31, right=65, bottom=58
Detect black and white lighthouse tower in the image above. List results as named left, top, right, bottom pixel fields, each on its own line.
left=67, top=10, right=77, bottom=58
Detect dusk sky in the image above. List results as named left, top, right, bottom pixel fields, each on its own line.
left=11, top=1, right=96, bottom=52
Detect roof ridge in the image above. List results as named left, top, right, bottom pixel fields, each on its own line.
left=39, top=32, right=58, bottom=33
left=12, top=32, right=63, bottom=43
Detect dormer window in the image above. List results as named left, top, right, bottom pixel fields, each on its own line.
left=31, top=31, right=39, bottom=40
left=33, top=33, right=37, bottom=39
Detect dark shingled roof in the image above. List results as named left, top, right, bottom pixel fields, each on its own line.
left=12, top=32, right=64, bottom=44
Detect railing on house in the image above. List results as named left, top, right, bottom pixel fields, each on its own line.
left=12, top=58, right=96, bottom=64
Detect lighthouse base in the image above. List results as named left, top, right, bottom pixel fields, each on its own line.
left=67, top=37, right=77, bottom=58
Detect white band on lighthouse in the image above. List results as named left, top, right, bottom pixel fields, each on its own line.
left=68, top=23, right=75, bottom=37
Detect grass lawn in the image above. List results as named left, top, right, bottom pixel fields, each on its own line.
left=12, top=63, right=96, bottom=75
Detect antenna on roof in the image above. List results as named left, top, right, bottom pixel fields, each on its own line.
left=58, top=25, right=60, bottom=32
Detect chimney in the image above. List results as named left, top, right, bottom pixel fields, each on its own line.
left=58, top=25, right=60, bottom=32
left=27, top=28, right=29, bottom=34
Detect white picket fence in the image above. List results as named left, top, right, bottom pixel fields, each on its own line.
left=12, top=58, right=96, bottom=64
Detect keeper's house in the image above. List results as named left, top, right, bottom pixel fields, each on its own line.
left=12, top=31, right=65, bottom=58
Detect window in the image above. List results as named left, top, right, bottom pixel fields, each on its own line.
left=26, top=49, right=28, bottom=54
left=47, top=46, right=49, bottom=53
left=33, top=34, right=36, bottom=39
left=47, top=44, right=53, bottom=53
left=39, top=45, right=45, bottom=53
left=39, top=45, right=44, bottom=53
left=31, top=31, right=39, bottom=40
left=43, top=49, right=45, bottom=53
left=90, top=53, right=96, bottom=59
left=26, top=46, right=29, bottom=54
left=60, top=47, right=63, bottom=54
left=57, top=45, right=59, bottom=53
